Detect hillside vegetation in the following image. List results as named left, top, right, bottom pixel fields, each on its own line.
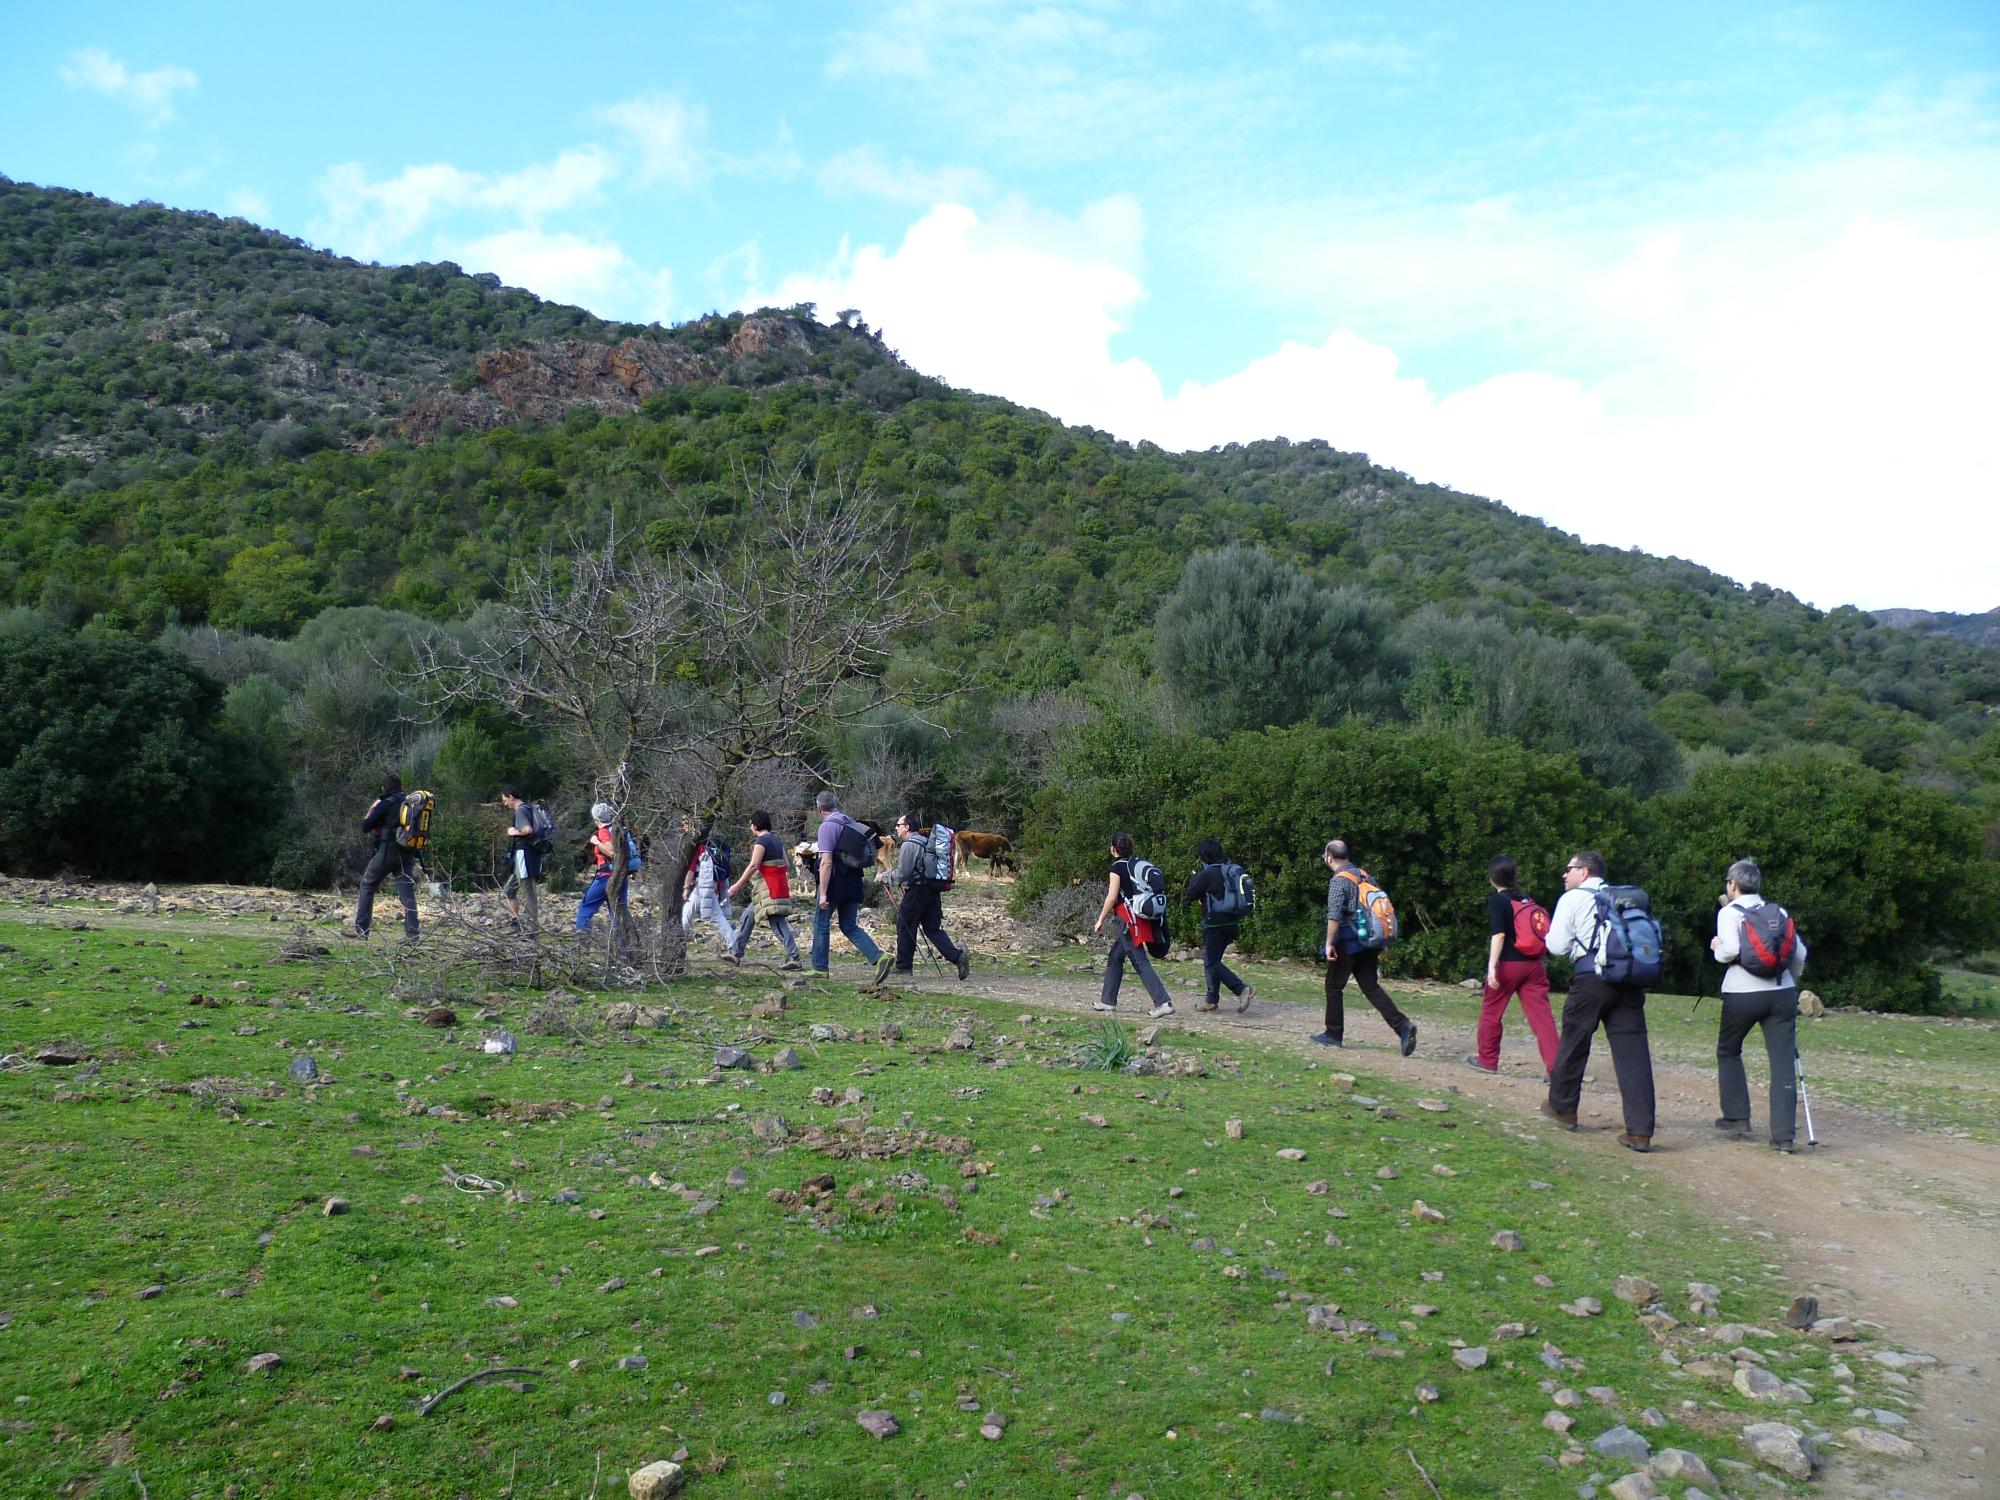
left=1, top=179, right=1996, bottom=1004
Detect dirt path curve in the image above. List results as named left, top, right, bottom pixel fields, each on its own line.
left=932, top=964, right=1996, bottom=1495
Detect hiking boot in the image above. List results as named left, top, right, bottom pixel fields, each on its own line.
left=719, top=950, right=741, bottom=966
left=1539, top=1101, right=1579, bottom=1131
left=1617, top=1133, right=1653, bottom=1153
left=1464, top=1055, right=1499, bottom=1074
left=873, top=954, right=895, bottom=987
left=890, top=968, right=916, bottom=979
left=1236, top=984, right=1255, bottom=1014
left=1148, top=1000, right=1175, bottom=1020
left=779, top=959, right=803, bottom=972
left=1196, top=1001, right=1219, bottom=1013
left=1771, top=1140, right=1797, bottom=1155
left=1091, top=1000, right=1117, bottom=1013
left=1399, top=1020, right=1419, bottom=1057
left=1713, top=1117, right=1753, bottom=1139
left=1308, top=1032, right=1343, bottom=1047
left=955, top=949, right=971, bottom=982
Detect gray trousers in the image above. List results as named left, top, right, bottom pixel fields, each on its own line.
left=1102, top=924, right=1171, bottom=1010
left=355, top=843, right=418, bottom=938
left=1717, top=986, right=1799, bottom=1146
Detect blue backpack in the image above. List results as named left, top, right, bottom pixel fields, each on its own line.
left=1591, top=884, right=1663, bottom=987
left=1204, top=861, right=1254, bottom=922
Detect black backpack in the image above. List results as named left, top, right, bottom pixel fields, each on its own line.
left=707, top=836, right=733, bottom=888
left=528, top=803, right=556, bottom=857
left=1204, top=861, right=1254, bottom=922
left=1733, top=902, right=1798, bottom=979
left=833, top=817, right=876, bottom=871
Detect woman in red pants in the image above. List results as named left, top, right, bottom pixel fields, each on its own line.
left=1468, top=854, right=1559, bottom=1077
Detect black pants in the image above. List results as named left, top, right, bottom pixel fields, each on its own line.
left=1548, top=971, right=1655, bottom=1136
left=1717, top=986, right=1799, bottom=1146
left=355, top=843, right=418, bottom=938
left=1102, top=924, right=1172, bottom=1010
left=1202, top=925, right=1245, bottom=1005
left=1324, top=949, right=1407, bottom=1039
left=894, top=886, right=963, bottom=973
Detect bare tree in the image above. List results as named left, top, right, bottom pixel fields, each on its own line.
left=412, top=458, right=938, bottom=977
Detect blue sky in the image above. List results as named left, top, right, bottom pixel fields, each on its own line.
left=4, top=1, right=1997, bottom=611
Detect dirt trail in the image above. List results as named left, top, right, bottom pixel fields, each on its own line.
left=934, top=962, right=1997, bottom=1496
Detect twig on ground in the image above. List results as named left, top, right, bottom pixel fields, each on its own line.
left=1260, top=1195, right=1277, bottom=1217
left=415, top=1365, right=544, bottom=1417
left=588, top=1451, right=601, bottom=1500
left=1406, top=1448, right=1442, bottom=1500
left=132, top=1469, right=149, bottom=1500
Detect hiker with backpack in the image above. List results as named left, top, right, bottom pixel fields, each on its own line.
left=499, top=785, right=550, bottom=934
left=1091, top=831, right=1176, bottom=1019
left=1542, top=850, right=1659, bottom=1151
left=809, top=790, right=895, bottom=985
left=678, top=816, right=740, bottom=958
left=1183, top=836, right=1255, bottom=1013
left=724, top=810, right=804, bottom=970
left=884, top=810, right=971, bottom=981
left=1467, top=853, right=1559, bottom=1077
left=1314, top=840, right=1415, bottom=1054
left=350, top=772, right=421, bottom=944
left=575, top=800, right=636, bottom=957
left=1710, top=858, right=1809, bottom=1153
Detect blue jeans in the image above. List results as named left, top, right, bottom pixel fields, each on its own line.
left=811, top=899, right=883, bottom=973
left=575, top=873, right=632, bottom=955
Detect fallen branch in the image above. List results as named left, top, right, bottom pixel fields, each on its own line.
left=1406, top=1448, right=1442, bottom=1500
left=416, top=1366, right=544, bottom=1418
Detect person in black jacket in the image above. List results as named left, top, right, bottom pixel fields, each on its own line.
left=1183, top=835, right=1255, bottom=1013
left=350, top=772, right=418, bottom=943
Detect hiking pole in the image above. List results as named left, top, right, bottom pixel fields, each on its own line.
left=916, top=928, right=947, bottom=980
left=1794, top=1040, right=1820, bottom=1147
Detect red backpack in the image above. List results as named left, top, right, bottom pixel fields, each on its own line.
left=1510, top=896, right=1551, bottom=958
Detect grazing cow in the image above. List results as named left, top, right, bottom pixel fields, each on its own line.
left=955, top=830, right=1017, bottom=877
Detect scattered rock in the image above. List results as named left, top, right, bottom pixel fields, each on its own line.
left=1492, top=1322, right=1528, bottom=1341
left=1686, top=1282, right=1720, bottom=1317
left=1376, top=1165, right=1399, bottom=1180
left=627, top=1459, right=684, bottom=1499
left=1782, top=1294, right=1818, bottom=1329
left=1613, top=1275, right=1660, bottom=1306
left=1564, top=1297, right=1604, bottom=1317
left=1868, top=1349, right=1936, bottom=1371
left=1733, top=1366, right=1809, bottom=1404
left=136, top=1284, right=165, bottom=1301
left=1807, top=1316, right=1854, bottom=1342
left=1224, top=1119, right=1244, bottom=1140
left=598, top=1277, right=625, bottom=1294
left=770, top=1047, right=802, bottom=1072
left=809, top=1024, right=850, bottom=1043
left=880, top=1021, right=903, bottom=1041
left=1592, top=1425, right=1652, bottom=1463
left=714, top=1046, right=754, bottom=1070
left=1606, top=1474, right=1659, bottom=1500
left=1415, top=1098, right=1450, bottom=1112
left=1452, top=1347, right=1489, bottom=1371
left=288, top=1056, right=319, bottom=1083
left=482, top=1030, right=518, bottom=1056
left=1554, top=1389, right=1582, bottom=1408
left=323, top=1197, right=350, bottom=1217
left=1411, top=1200, right=1447, bottom=1224
left=1306, top=1304, right=1345, bottom=1332
left=1081, top=1113, right=1108, bottom=1128
left=1276, top=1148, right=1307, bottom=1162
left=488, top=1295, right=520, bottom=1309
left=856, top=1409, right=899, bottom=1440
left=1543, top=1411, right=1575, bottom=1434
left=1258, top=1407, right=1298, bottom=1423
left=1648, top=1449, right=1716, bottom=1487
left=750, top=1116, right=789, bottom=1145
left=726, top=1167, right=749, bottom=1189
left=1841, top=1426, right=1921, bottom=1459
left=1415, top=1383, right=1440, bottom=1404
left=617, top=1355, right=649, bottom=1372
left=979, top=1413, right=1006, bottom=1440
left=1740, top=1421, right=1817, bottom=1479
left=1492, top=1230, right=1525, bottom=1252
left=792, top=1309, right=819, bottom=1330
left=945, top=1024, right=975, bottom=1051
left=245, top=1352, right=282, bottom=1374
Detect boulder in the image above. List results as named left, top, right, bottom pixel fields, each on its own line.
left=1592, top=1425, right=1651, bottom=1463
left=1648, top=1449, right=1716, bottom=1487
left=627, top=1459, right=684, bottom=1498
left=1741, top=1421, right=1817, bottom=1479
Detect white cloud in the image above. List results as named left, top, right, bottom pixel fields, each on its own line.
left=59, top=47, right=198, bottom=127
left=224, top=187, right=272, bottom=223
left=446, top=228, right=636, bottom=310
left=310, top=148, right=615, bottom=263
left=754, top=188, right=1998, bottom=611
left=597, top=91, right=710, bottom=188
left=818, top=146, right=994, bottom=206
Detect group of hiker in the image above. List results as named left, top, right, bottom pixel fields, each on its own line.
left=351, top=782, right=1813, bottom=1153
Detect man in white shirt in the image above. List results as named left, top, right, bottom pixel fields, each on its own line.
left=1541, top=850, right=1658, bottom=1151
left=1710, top=858, right=1809, bottom=1152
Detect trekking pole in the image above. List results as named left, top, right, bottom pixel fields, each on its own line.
left=1794, top=1040, right=1820, bottom=1147
left=916, top=929, right=947, bottom=980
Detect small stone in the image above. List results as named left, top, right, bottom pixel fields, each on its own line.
left=1543, top=1411, right=1575, bottom=1434
left=617, top=1355, right=649, bottom=1371
left=1648, top=1449, right=1716, bottom=1486
left=288, top=1056, right=319, bottom=1083
left=1410, top=1304, right=1438, bottom=1317
left=553, top=1188, right=582, bottom=1205
left=598, top=1277, right=625, bottom=1294
left=1492, top=1230, right=1525, bottom=1252
left=245, top=1352, right=282, bottom=1374
left=1733, top=1366, right=1809, bottom=1404
left=1564, top=1297, right=1603, bottom=1317
left=1807, top=1315, right=1854, bottom=1342
left=979, top=1418, right=1005, bottom=1440
left=750, top=1116, right=789, bottom=1144
left=945, top=1024, right=974, bottom=1051
left=1330, top=1073, right=1356, bottom=1090
left=1258, top=1407, right=1297, bottom=1423
left=1082, top=1113, right=1108, bottom=1128
left=482, top=1030, right=517, bottom=1055
left=1415, top=1097, right=1449, bottom=1112
left=792, top=1309, right=819, bottom=1329
left=1411, top=1200, right=1447, bottom=1225
left=1276, top=1148, right=1306, bottom=1162
left=627, top=1459, right=684, bottom=1499
left=879, top=1021, right=903, bottom=1041
left=808, top=1024, right=850, bottom=1043
left=1586, top=1385, right=1617, bottom=1405
left=726, top=1167, right=749, bottom=1189
left=1554, top=1388, right=1582, bottom=1408
left=1634, top=1408, right=1666, bottom=1430
left=1224, top=1119, right=1244, bottom=1139
left=1452, top=1346, right=1489, bottom=1371
left=768, top=1390, right=786, bottom=1406
left=1592, top=1425, right=1651, bottom=1463
left=1686, top=1282, right=1720, bottom=1316
left=1868, top=1349, right=1936, bottom=1371
left=1605, top=1474, right=1659, bottom=1500
left=1376, top=1165, right=1399, bottom=1180
left=487, top=1295, right=519, bottom=1309
left=1841, top=1426, right=1920, bottom=1458
left=368, top=1414, right=395, bottom=1433
left=322, top=1197, right=350, bottom=1217
left=771, top=1047, right=802, bottom=1071
left=714, top=1046, right=753, bottom=1070
left=1781, top=1294, right=1818, bottom=1329
left=1492, top=1322, right=1528, bottom=1341
left=136, top=1284, right=165, bottom=1301
left=1740, top=1420, right=1817, bottom=1479
left=1415, top=1383, right=1440, bottom=1404
left=856, top=1409, right=899, bottom=1439
left=1306, top=1304, right=1345, bottom=1332
left=1612, top=1275, right=1659, bottom=1306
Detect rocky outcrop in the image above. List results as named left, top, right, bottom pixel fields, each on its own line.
left=394, top=315, right=845, bottom=445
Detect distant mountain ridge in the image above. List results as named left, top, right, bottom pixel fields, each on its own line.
left=1871, top=608, right=2000, bottom=649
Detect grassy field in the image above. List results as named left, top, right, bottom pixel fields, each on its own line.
left=0, top=913, right=1890, bottom=1497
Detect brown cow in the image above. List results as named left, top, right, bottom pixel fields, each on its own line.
left=955, top=830, right=1017, bottom=877
left=793, top=831, right=896, bottom=893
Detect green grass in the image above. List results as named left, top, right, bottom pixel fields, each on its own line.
left=0, top=913, right=1886, bottom=1497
